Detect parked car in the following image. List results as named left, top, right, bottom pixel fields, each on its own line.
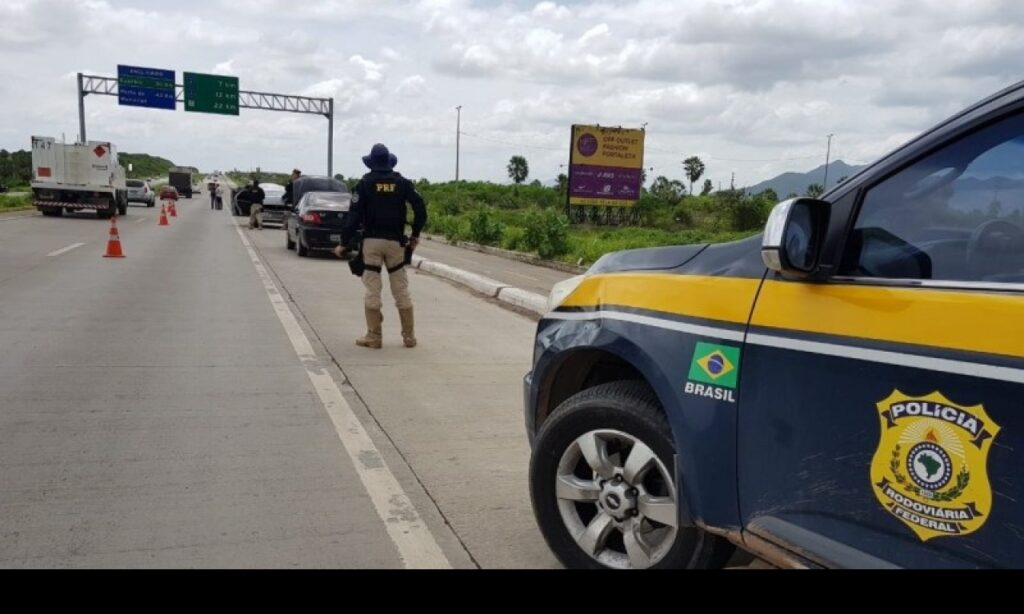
left=159, top=185, right=179, bottom=201
left=284, top=175, right=348, bottom=209
left=126, top=179, right=155, bottom=207
left=525, top=81, right=1024, bottom=569
left=257, top=182, right=287, bottom=226
left=284, top=191, right=352, bottom=257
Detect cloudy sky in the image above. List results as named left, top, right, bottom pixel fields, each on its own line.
left=1, top=0, right=1022, bottom=187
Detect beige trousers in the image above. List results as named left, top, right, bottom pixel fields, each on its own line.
left=248, top=204, right=263, bottom=228
left=361, top=238, right=411, bottom=310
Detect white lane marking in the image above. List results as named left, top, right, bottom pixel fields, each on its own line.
left=232, top=221, right=451, bottom=569
left=545, top=309, right=747, bottom=342
left=47, top=242, right=85, bottom=257
left=135, top=217, right=146, bottom=224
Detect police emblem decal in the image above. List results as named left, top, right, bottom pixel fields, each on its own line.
left=870, top=390, right=1000, bottom=541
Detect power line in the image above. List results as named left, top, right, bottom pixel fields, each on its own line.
left=460, top=129, right=874, bottom=165
left=458, top=130, right=563, bottom=152
left=645, top=144, right=823, bottom=163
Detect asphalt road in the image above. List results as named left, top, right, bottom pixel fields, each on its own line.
left=0, top=199, right=555, bottom=568
left=0, top=200, right=758, bottom=569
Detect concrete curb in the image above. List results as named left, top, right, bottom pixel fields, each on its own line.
left=496, top=287, right=549, bottom=314
left=419, top=260, right=507, bottom=298
left=410, top=253, right=548, bottom=317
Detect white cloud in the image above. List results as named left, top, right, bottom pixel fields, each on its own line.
left=532, top=2, right=571, bottom=20
left=578, top=23, right=609, bottom=47
left=2, top=0, right=1023, bottom=187
left=395, top=75, right=427, bottom=96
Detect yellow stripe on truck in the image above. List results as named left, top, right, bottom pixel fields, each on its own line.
left=561, top=272, right=1024, bottom=361
left=753, top=280, right=1024, bottom=359
left=561, top=274, right=760, bottom=326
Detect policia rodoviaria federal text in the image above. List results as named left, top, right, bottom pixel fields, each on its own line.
left=337, top=144, right=426, bottom=349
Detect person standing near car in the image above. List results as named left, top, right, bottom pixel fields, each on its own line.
left=283, top=169, right=301, bottom=206
left=247, top=180, right=267, bottom=229
left=336, top=144, right=426, bottom=349
left=215, top=182, right=226, bottom=211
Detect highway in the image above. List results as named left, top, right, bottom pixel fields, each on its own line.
left=0, top=198, right=558, bottom=568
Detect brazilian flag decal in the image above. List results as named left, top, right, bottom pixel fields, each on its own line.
left=688, top=342, right=741, bottom=389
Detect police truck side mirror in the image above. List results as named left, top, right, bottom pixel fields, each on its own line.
left=761, top=198, right=830, bottom=279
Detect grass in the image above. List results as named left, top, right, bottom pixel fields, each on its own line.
left=0, top=194, right=33, bottom=212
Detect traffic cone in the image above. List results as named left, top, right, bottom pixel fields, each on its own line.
left=159, top=204, right=169, bottom=226
left=169, top=201, right=178, bottom=217
left=103, top=217, right=125, bottom=258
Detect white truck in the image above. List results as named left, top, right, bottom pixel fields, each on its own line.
left=30, top=136, right=128, bottom=218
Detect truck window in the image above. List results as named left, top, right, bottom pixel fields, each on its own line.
left=840, top=111, right=1024, bottom=284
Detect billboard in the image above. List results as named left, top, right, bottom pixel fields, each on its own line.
left=568, top=125, right=645, bottom=207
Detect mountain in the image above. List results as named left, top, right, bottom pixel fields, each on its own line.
left=744, top=160, right=867, bottom=197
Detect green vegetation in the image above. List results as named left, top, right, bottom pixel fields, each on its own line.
left=0, top=194, right=33, bottom=212
left=418, top=178, right=773, bottom=266
left=0, top=149, right=31, bottom=187
left=228, top=170, right=293, bottom=186
left=120, top=153, right=177, bottom=179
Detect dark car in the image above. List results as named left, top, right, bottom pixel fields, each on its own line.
left=284, top=191, right=352, bottom=257
left=525, top=81, right=1024, bottom=569
left=285, top=175, right=348, bottom=208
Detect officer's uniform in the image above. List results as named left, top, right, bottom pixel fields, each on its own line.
left=247, top=184, right=266, bottom=229
left=342, top=144, right=426, bottom=349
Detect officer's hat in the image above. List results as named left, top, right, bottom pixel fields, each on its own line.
left=362, top=143, right=396, bottom=171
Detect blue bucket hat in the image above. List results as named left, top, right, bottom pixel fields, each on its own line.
left=362, top=143, right=396, bottom=171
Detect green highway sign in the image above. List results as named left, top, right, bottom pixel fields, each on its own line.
left=183, top=72, right=239, bottom=115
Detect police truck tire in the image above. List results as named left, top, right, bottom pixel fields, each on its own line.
left=530, top=380, right=735, bottom=570
left=297, top=239, right=308, bottom=257
left=286, top=233, right=295, bottom=250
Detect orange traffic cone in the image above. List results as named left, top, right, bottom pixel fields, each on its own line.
left=169, top=201, right=178, bottom=217
left=159, top=204, right=169, bottom=226
left=103, top=217, right=125, bottom=258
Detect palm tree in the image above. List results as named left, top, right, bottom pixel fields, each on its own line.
left=683, top=156, right=705, bottom=195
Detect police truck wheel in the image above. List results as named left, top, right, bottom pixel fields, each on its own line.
left=286, top=233, right=295, bottom=250
left=297, top=239, right=308, bottom=257
left=530, top=381, right=734, bottom=570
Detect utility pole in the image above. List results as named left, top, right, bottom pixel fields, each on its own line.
left=327, top=98, right=334, bottom=177
left=77, top=73, right=87, bottom=143
left=455, top=105, right=462, bottom=182
left=823, top=133, right=834, bottom=191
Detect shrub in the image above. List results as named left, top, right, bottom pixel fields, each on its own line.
left=521, top=208, right=569, bottom=259
left=467, top=207, right=504, bottom=245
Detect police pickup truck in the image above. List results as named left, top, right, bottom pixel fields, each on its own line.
left=525, top=82, right=1024, bottom=569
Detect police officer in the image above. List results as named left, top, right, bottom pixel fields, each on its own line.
left=247, top=179, right=267, bottom=229
left=337, top=143, right=426, bottom=349
left=283, top=169, right=301, bottom=207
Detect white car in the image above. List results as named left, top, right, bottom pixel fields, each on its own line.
left=258, top=182, right=288, bottom=226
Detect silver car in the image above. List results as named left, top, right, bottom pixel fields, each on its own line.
left=126, top=179, right=155, bottom=207
left=258, top=182, right=288, bottom=226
